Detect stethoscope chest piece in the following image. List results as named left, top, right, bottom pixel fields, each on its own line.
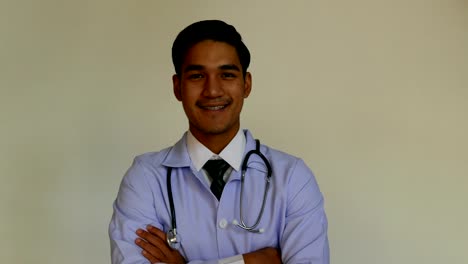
left=166, top=228, right=181, bottom=249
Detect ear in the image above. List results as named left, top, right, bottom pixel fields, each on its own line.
left=173, top=74, right=182, bottom=101
left=243, top=72, right=252, bottom=98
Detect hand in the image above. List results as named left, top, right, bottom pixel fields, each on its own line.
left=243, top=247, right=282, bottom=264
left=135, top=225, right=186, bottom=264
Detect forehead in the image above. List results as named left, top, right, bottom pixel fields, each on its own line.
left=182, top=40, right=241, bottom=69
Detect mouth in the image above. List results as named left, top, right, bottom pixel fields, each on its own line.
left=198, top=101, right=230, bottom=111
left=202, top=105, right=226, bottom=111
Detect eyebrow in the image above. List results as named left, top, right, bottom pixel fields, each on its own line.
left=219, top=64, right=241, bottom=71
left=183, top=64, right=241, bottom=73
left=183, top=64, right=204, bottom=73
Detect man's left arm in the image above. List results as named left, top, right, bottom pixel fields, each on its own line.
left=280, top=159, right=330, bottom=264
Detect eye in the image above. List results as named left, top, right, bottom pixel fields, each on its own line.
left=221, top=72, right=237, bottom=79
left=188, top=73, right=204, bottom=80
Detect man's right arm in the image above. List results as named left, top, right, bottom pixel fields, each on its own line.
left=109, top=158, right=165, bottom=264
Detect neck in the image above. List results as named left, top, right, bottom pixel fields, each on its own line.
left=189, top=129, right=239, bottom=154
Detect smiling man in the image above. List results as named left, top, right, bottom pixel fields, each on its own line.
left=174, top=39, right=251, bottom=154
left=109, top=20, right=329, bottom=264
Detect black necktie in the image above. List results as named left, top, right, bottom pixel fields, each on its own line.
left=203, top=159, right=230, bottom=200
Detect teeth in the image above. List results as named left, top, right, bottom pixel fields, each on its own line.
left=204, top=105, right=225, bottom=110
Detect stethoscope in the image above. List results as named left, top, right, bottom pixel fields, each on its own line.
left=165, top=139, right=272, bottom=249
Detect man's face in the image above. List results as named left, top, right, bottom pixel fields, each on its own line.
left=173, top=40, right=251, bottom=142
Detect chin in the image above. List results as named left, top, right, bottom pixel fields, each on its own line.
left=192, top=120, right=238, bottom=137
left=197, top=125, right=231, bottom=135
left=205, top=127, right=229, bottom=135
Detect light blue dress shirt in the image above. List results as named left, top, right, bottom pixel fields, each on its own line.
left=109, top=130, right=329, bottom=264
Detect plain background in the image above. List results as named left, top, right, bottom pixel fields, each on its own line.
left=1, top=0, right=467, bottom=263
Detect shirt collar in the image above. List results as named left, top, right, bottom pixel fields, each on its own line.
left=186, top=129, right=246, bottom=172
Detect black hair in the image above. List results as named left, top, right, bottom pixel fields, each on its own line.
left=171, top=20, right=250, bottom=77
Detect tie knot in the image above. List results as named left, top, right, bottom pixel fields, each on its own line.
left=203, top=159, right=230, bottom=181
left=204, top=159, right=230, bottom=200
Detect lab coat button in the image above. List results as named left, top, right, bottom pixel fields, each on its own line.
left=219, top=218, right=228, bottom=229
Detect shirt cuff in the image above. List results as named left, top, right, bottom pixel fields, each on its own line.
left=218, top=254, right=244, bottom=264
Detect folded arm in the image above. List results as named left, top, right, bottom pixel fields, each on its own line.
left=136, top=225, right=281, bottom=264
left=109, top=159, right=282, bottom=264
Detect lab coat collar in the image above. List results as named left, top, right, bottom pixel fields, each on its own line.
left=162, top=132, right=192, bottom=168
left=162, top=129, right=269, bottom=175
left=186, top=129, right=245, bottom=172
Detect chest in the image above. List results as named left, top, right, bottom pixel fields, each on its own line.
left=155, top=167, right=286, bottom=260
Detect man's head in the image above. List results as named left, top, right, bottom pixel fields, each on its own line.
left=171, top=20, right=252, bottom=152
left=172, top=20, right=250, bottom=77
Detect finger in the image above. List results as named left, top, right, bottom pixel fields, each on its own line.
left=136, top=229, right=172, bottom=257
left=147, top=225, right=167, bottom=241
left=146, top=226, right=174, bottom=256
left=135, top=237, right=165, bottom=260
left=141, top=249, right=159, bottom=264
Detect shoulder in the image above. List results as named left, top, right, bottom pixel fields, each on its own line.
left=245, top=130, right=303, bottom=166
left=133, top=146, right=172, bottom=169
left=130, top=132, right=189, bottom=170
left=260, top=143, right=306, bottom=170
left=261, top=143, right=299, bottom=160
left=260, top=141, right=319, bottom=187
left=260, top=143, right=324, bottom=209
left=121, top=146, right=173, bottom=186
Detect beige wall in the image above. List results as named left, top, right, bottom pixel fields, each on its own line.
left=1, top=0, right=467, bottom=263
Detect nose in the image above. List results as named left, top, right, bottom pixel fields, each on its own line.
left=202, top=75, right=224, bottom=98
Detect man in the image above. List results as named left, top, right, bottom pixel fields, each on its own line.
left=109, top=20, right=329, bottom=264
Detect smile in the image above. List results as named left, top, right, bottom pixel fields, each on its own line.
left=203, top=105, right=226, bottom=111
left=198, top=100, right=230, bottom=111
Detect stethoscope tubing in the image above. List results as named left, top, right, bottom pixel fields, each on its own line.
left=166, top=167, right=176, bottom=230
left=236, top=170, right=270, bottom=232
left=165, top=139, right=272, bottom=248
left=166, top=167, right=180, bottom=248
left=236, top=140, right=272, bottom=232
